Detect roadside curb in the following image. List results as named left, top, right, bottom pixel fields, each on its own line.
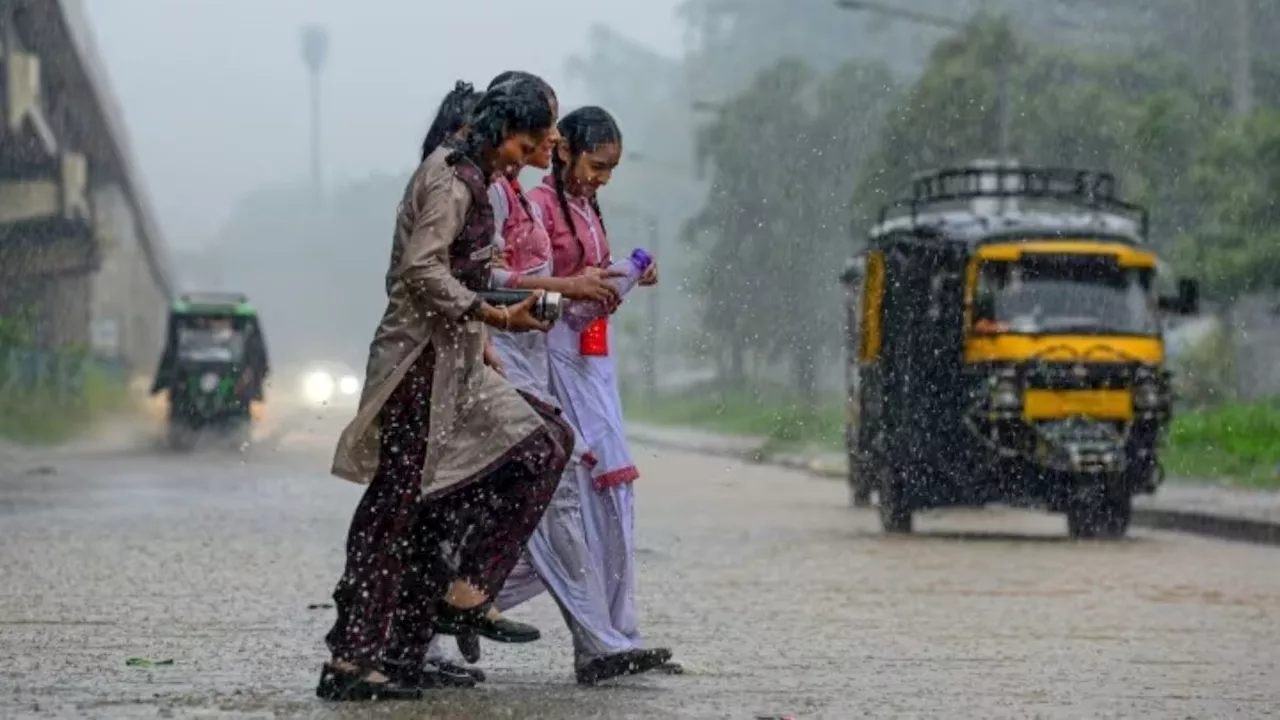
left=628, top=428, right=1280, bottom=547
left=1130, top=507, right=1280, bottom=546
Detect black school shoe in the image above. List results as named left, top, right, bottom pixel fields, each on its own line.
left=575, top=647, right=673, bottom=686
left=316, top=664, right=424, bottom=702
left=384, top=659, right=477, bottom=689
left=433, top=602, right=541, bottom=643
left=431, top=659, right=487, bottom=683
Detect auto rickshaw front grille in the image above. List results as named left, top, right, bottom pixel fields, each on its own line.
left=1021, top=362, right=1140, bottom=391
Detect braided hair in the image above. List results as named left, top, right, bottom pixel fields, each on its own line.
left=551, top=106, right=622, bottom=250
left=420, top=80, right=481, bottom=162
left=448, top=81, right=555, bottom=171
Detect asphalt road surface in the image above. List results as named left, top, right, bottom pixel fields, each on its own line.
left=1, top=418, right=1277, bottom=719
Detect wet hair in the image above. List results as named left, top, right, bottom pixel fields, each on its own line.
left=449, top=81, right=555, bottom=170
left=420, top=80, right=482, bottom=162
left=487, top=71, right=557, bottom=104
left=551, top=106, right=622, bottom=248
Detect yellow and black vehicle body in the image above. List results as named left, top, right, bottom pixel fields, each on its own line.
left=839, top=164, right=1200, bottom=538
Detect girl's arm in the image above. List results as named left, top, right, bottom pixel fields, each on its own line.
left=399, top=164, right=516, bottom=328
left=511, top=266, right=624, bottom=304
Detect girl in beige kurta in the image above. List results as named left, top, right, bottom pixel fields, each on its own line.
left=317, top=81, right=572, bottom=703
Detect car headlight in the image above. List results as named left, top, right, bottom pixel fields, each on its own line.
left=338, top=375, right=360, bottom=396
left=990, top=378, right=1021, bottom=410
left=200, top=372, right=219, bottom=393
left=303, top=371, right=335, bottom=404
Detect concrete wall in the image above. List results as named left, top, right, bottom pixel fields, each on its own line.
left=88, top=183, right=167, bottom=375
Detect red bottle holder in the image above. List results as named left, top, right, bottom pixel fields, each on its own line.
left=579, top=317, right=609, bottom=356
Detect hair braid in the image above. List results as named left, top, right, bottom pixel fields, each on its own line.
left=551, top=150, right=581, bottom=249
left=588, top=195, right=607, bottom=237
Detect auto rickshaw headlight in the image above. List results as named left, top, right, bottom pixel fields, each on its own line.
left=1133, top=380, right=1161, bottom=411
left=199, top=372, right=219, bottom=393
left=990, top=378, right=1021, bottom=411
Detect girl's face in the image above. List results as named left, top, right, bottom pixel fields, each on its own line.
left=526, top=97, right=560, bottom=171
left=560, top=141, right=622, bottom=197
left=493, top=129, right=549, bottom=177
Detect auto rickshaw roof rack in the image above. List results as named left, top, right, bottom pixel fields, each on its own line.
left=179, top=291, right=248, bottom=307
left=174, top=292, right=256, bottom=316
left=876, top=165, right=1150, bottom=240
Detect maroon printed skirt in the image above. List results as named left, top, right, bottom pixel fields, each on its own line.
left=324, top=349, right=573, bottom=669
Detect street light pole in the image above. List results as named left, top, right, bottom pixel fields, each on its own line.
left=300, top=25, right=329, bottom=202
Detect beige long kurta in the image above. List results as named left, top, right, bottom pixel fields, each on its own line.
left=331, top=147, right=545, bottom=498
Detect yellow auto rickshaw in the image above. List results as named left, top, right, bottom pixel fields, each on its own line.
left=840, top=163, right=1199, bottom=538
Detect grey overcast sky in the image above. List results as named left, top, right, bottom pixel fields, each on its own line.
left=83, top=0, right=685, bottom=249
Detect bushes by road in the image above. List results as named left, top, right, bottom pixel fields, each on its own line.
left=0, top=347, right=132, bottom=444
left=1164, top=399, right=1280, bottom=488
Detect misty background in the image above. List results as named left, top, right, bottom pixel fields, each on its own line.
left=81, top=0, right=1280, bottom=404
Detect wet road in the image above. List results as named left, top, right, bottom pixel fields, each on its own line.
left=1, top=424, right=1277, bottom=719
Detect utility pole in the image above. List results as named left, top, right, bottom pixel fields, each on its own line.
left=1232, top=0, right=1253, bottom=118
left=300, top=25, right=329, bottom=202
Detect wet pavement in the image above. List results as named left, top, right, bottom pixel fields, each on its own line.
left=1, top=423, right=1278, bottom=719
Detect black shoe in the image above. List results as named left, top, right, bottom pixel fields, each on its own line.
left=575, top=648, right=673, bottom=686
left=316, top=664, right=424, bottom=701
left=657, top=660, right=684, bottom=675
left=434, top=603, right=541, bottom=643
left=433, top=659, right=486, bottom=683
left=385, top=660, right=477, bottom=689
left=456, top=631, right=482, bottom=663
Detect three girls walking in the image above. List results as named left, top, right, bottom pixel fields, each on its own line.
left=319, top=73, right=671, bottom=702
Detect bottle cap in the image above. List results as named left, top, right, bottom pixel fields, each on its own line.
left=630, top=248, right=653, bottom=271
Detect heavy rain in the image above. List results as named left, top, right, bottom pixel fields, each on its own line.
left=1, top=0, right=1278, bottom=717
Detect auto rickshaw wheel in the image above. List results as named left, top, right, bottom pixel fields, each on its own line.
left=877, top=465, right=913, bottom=533
left=168, top=422, right=197, bottom=452
left=849, top=454, right=872, bottom=508
left=1066, top=493, right=1132, bottom=540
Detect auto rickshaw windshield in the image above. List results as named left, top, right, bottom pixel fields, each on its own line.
left=176, top=317, right=246, bottom=362
left=972, top=258, right=1159, bottom=336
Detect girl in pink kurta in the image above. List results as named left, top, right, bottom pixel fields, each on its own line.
left=528, top=106, right=679, bottom=677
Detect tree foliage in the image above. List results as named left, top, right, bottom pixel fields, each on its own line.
left=682, top=8, right=1280, bottom=404
left=685, top=57, right=897, bottom=402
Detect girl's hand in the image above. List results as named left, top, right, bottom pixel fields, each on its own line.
left=639, top=261, right=659, bottom=286
left=487, top=291, right=550, bottom=333
left=566, top=267, right=625, bottom=304
left=489, top=251, right=511, bottom=270
left=483, top=336, right=505, bottom=376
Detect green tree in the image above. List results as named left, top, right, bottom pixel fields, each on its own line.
left=685, top=57, right=897, bottom=406
left=1172, top=110, right=1280, bottom=301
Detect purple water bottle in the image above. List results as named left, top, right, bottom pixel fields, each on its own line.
left=562, top=248, right=653, bottom=332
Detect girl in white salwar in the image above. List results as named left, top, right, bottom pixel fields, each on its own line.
left=528, top=106, right=680, bottom=679
left=424, top=76, right=672, bottom=686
